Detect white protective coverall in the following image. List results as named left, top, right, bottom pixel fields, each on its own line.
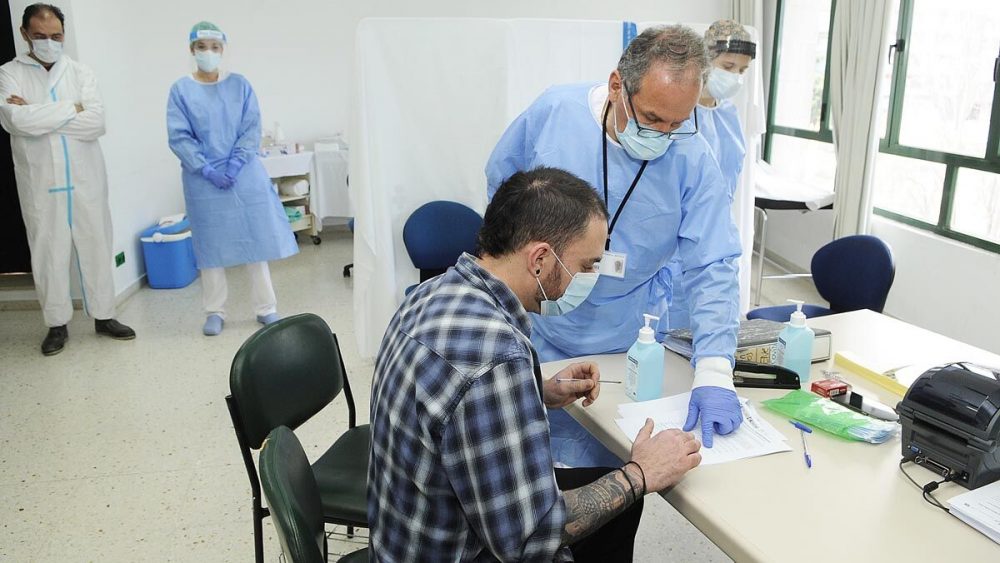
left=0, top=54, right=115, bottom=327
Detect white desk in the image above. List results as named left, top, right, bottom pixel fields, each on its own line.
left=542, top=310, right=1000, bottom=562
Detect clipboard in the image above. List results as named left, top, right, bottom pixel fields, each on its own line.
left=732, top=360, right=801, bottom=389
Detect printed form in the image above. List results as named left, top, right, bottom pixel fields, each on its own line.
left=615, top=393, right=792, bottom=465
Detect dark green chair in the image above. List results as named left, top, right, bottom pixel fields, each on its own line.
left=227, top=313, right=370, bottom=563
left=261, top=426, right=369, bottom=563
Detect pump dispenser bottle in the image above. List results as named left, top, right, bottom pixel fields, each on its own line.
left=625, top=314, right=664, bottom=401
left=775, top=299, right=815, bottom=383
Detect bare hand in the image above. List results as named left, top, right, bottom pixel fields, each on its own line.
left=6, top=95, right=27, bottom=106
left=629, top=418, right=702, bottom=493
left=543, top=362, right=601, bottom=409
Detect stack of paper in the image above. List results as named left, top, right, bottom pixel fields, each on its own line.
left=949, top=479, right=1000, bottom=545
left=615, top=393, right=792, bottom=465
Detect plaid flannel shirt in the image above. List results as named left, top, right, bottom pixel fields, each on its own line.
left=368, top=253, right=570, bottom=562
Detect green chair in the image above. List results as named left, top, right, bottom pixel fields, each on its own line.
left=261, top=426, right=369, bottom=563
left=227, top=313, right=370, bottom=563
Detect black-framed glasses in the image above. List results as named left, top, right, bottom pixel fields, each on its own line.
left=625, top=88, right=699, bottom=140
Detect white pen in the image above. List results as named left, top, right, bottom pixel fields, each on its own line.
left=556, top=378, right=622, bottom=384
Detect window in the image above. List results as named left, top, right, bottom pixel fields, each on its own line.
left=765, top=0, right=1000, bottom=253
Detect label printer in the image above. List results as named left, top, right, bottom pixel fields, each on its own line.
left=898, top=362, right=1000, bottom=489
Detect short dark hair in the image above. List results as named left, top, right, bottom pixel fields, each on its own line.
left=478, top=167, right=608, bottom=258
left=22, top=3, right=65, bottom=30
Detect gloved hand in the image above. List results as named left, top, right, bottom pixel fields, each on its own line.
left=683, top=386, right=743, bottom=448
left=683, top=357, right=743, bottom=447
left=224, top=159, right=244, bottom=182
left=201, top=164, right=233, bottom=190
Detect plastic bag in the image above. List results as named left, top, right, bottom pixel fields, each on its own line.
left=762, top=390, right=898, bottom=444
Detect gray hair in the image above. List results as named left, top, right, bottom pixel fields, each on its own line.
left=617, top=25, right=709, bottom=94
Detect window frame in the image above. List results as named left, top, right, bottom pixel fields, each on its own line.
left=763, top=0, right=1000, bottom=254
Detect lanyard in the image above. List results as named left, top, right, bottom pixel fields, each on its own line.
left=601, top=102, right=648, bottom=251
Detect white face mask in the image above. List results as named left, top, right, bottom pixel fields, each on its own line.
left=31, top=39, right=63, bottom=64
left=706, top=67, right=743, bottom=100
left=193, top=50, right=222, bottom=72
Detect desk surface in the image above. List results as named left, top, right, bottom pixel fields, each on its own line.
left=543, top=310, right=1000, bottom=562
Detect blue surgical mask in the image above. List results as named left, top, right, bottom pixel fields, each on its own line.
left=614, top=90, right=673, bottom=161
left=536, top=251, right=599, bottom=316
left=706, top=67, right=743, bottom=100
left=194, top=50, right=222, bottom=72
left=31, top=39, right=62, bottom=64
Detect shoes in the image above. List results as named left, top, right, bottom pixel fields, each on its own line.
left=95, top=319, right=137, bottom=340
left=203, top=314, right=224, bottom=336
left=41, top=325, right=68, bottom=356
left=256, top=313, right=281, bottom=325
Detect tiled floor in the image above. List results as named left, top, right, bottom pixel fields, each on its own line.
left=0, top=228, right=820, bottom=562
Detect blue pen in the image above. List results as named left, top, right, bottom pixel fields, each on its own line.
left=790, top=420, right=813, bottom=468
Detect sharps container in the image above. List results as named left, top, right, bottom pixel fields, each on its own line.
left=139, top=217, right=198, bottom=289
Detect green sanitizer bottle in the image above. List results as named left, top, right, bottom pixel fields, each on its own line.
left=625, top=314, right=664, bottom=401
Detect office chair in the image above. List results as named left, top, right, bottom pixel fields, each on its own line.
left=227, top=313, right=370, bottom=563
left=343, top=218, right=355, bottom=277
left=747, top=235, right=895, bottom=322
left=261, top=426, right=369, bottom=563
left=402, top=201, right=483, bottom=293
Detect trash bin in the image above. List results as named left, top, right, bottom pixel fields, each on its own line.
left=139, top=217, right=198, bottom=289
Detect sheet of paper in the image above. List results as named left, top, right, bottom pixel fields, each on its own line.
left=615, top=393, right=792, bottom=465
left=949, top=479, right=1000, bottom=545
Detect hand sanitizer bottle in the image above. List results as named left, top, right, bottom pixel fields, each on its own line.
left=775, top=299, right=815, bottom=384
left=625, top=314, right=664, bottom=401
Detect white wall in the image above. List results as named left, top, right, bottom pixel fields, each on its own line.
left=763, top=210, right=1000, bottom=355
left=9, top=0, right=732, bottom=296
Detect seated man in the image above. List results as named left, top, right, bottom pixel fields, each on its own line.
left=368, top=167, right=703, bottom=562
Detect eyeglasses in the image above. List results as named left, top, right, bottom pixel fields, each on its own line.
left=625, top=87, right=699, bottom=140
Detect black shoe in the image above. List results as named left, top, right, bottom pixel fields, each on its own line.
left=95, top=319, right=136, bottom=340
left=42, top=326, right=68, bottom=356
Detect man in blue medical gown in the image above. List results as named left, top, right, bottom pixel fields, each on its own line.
left=486, top=25, right=742, bottom=465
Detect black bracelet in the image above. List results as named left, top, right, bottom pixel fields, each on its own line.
left=618, top=467, right=638, bottom=504
left=625, top=461, right=646, bottom=496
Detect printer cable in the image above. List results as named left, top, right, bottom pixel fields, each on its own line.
left=899, top=458, right=957, bottom=513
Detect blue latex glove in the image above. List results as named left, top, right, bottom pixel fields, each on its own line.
left=201, top=164, right=233, bottom=190
left=224, top=159, right=244, bottom=181
left=683, top=386, right=743, bottom=448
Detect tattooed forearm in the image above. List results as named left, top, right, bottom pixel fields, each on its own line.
left=560, top=468, right=638, bottom=545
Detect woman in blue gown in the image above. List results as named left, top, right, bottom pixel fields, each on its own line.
left=167, top=22, right=297, bottom=336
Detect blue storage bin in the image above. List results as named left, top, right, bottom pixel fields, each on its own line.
left=139, top=218, right=198, bottom=289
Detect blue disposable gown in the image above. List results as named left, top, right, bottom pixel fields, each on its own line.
left=166, top=73, right=297, bottom=269
left=487, top=83, right=741, bottom=365
left=667, top=100, right=746, bottom=329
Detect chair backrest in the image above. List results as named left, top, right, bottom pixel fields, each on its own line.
left=260, top=426, right=327, bottom=563
left=402, top=201, right=483, bottom=282
left=229, top=313, right=354, bottom=449
left=811, top=235, right=895, bottom=313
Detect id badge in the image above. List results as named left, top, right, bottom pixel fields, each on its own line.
left=599, top=251, right=627, bottom=279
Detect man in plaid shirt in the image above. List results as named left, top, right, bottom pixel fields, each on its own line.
left=369, top=168, right=703, bottom=562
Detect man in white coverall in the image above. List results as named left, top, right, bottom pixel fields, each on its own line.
left=0, top=4, right=135, bottom=356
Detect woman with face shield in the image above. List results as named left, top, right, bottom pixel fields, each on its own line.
left=666, top=19, right=757, bottom=331
left=166, top=22, right=297, bottom=336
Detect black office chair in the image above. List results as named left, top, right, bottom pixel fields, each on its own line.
left=227, top=313, right=370, bottom=563
left=261, top=426, right=369, bottom=563
left=747, top=235, right=895, bottom=322
left=402, top=201, right=482, bottom=293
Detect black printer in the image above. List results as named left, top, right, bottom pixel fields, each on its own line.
left=898, top=362, right=1000, bottom=489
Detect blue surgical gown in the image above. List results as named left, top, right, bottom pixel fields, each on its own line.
left=668, top=100, right=746, bottom=329
left=486, top=83, right=741, bottom=365
left=167, top=73, right=297, bottom=269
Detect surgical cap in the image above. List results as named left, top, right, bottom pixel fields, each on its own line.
left=189, top=21, right=226, bottom=44
left=705, top=19, right=755, bottom=60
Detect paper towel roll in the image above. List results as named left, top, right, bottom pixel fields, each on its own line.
left=278, top=178, right=309, bottom=196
